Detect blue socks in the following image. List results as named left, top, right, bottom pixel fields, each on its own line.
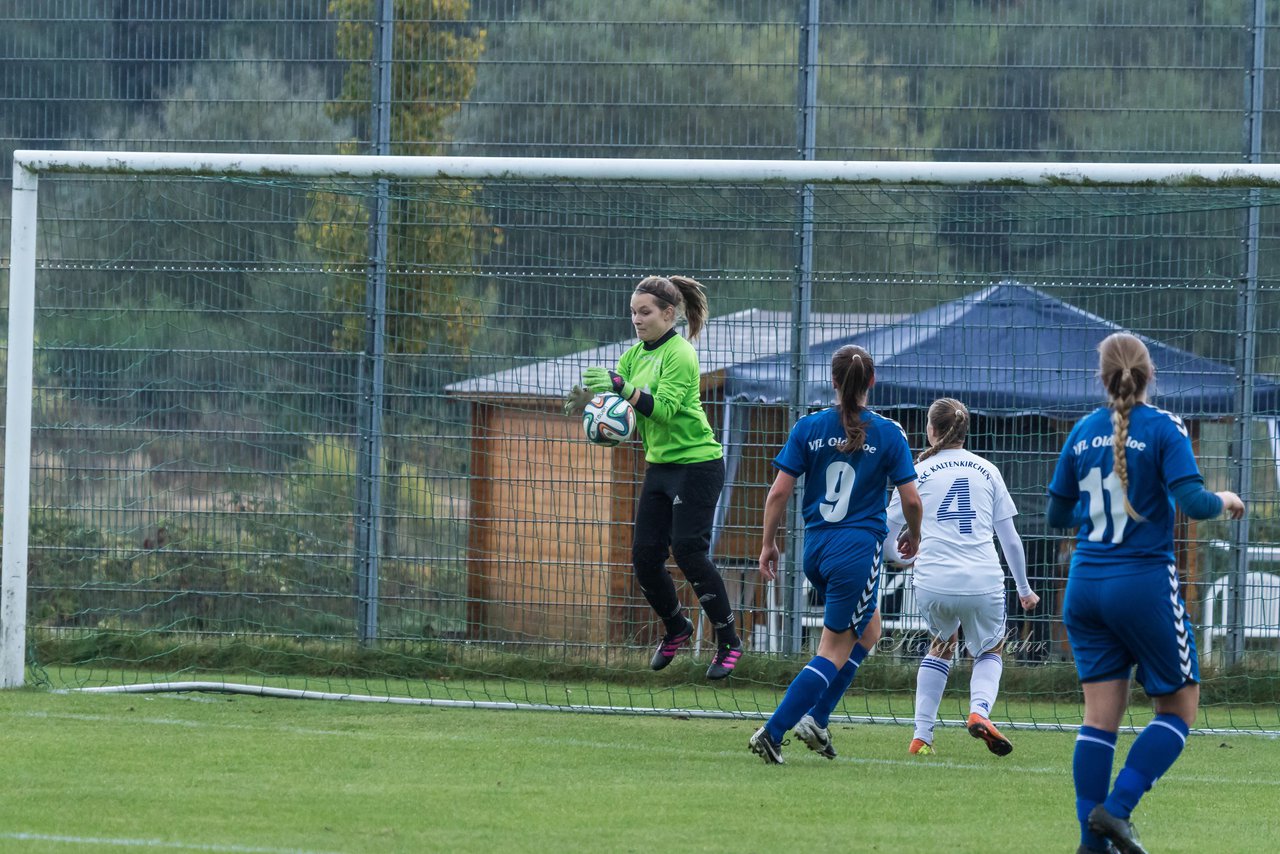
left=1074, top=714, right=1190, bottom=848
left=765, top=655, right=838, bottom=742
left=807, top=644, right=869, bottom=728
left=1074, top=726, right=1117, bottom=850
left=1104, top=714, right=1189, bottom=819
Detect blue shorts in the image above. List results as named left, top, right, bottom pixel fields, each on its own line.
left=1063, top=563, right=1199, bottom=696
left=803, top=527, right=881, bottom=636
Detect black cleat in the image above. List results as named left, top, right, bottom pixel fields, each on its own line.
left=1077, top=843, right=1116, bottom=854
left=649, top=620, right=694, bottom=671
left=748, top=726, right=786, bottom=764
left=705, top=641, right=743, bottom=680
left=793, top=714, right=837, bottom=759
left=1087, top=805, right=1147, bottom=854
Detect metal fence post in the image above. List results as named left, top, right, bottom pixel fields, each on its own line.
left=1226, top=0, right=1267, bottom=666
left=355, top=0, right=394, bottom=644
left=785, top=0, right=821, bottom=655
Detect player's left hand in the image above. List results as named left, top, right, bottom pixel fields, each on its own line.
left=1216, top=490, right=1246, bottom=519
left=1018, top=591, right=1040, bottom=611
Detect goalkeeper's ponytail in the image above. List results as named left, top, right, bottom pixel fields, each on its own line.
left=634, top=275, right=709, bottom=341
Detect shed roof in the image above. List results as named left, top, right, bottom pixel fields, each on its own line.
left=445, top=308, right=900, bottom=399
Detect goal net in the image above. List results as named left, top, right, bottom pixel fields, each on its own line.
left=5, top=152, right=1280, bottom=734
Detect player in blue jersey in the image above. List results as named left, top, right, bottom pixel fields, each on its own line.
left=749, top=344, right=923, bottom=763
left=1047, top=333, right=1244, bottom=854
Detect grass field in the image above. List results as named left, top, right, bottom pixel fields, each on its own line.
left=2, top=687, right=1278, bottom=854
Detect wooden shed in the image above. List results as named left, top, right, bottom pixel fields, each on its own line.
left=444, top=309, right=896, bottom=646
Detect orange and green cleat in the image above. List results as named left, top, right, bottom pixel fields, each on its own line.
left=908, top=738, right=935, bottom=756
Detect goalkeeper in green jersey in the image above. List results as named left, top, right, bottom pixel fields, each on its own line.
left=568, top=275, right=743, bottom=679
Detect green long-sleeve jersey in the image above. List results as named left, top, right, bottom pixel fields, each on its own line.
left=616, top=331, right=722, bottom=465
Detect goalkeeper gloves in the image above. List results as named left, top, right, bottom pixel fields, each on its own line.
left=563, top=384, right=594, bottom=416
left=582, top=367, right=634, bottom=400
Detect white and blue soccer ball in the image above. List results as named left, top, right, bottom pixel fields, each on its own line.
left=582, top=392, right=636, bottom=447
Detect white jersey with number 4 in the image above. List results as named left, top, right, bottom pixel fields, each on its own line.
left=886, top=447, right=1017, bottom=596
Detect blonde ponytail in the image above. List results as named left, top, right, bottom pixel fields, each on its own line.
left=917, top=398, right=969, bottom=463
left=1099, top=333, right=1153, bottom=521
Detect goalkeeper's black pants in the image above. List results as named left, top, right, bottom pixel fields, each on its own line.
left=631, top=458, right=738, bottom=645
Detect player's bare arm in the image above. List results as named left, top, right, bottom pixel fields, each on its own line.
left=895, top=480, right=923, bottom=561
left=758, top=471, right=797, bottom=581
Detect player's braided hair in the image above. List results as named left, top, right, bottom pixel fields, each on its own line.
left=832, top=344, right=874, bottom=454
left=916, top=397, right=969, bottom=463
left=634, top=275, right=709, bottom=341
left=1099, top=332, right=1152, bottom=521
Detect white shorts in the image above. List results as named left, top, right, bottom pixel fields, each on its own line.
left=915, top=588, right=1008, bottom=658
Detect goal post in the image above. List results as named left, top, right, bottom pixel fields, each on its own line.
left=1, top=158, right=39, bottom=687
left=4, top=150, right=1279, bottom=735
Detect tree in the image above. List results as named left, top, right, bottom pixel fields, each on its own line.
left=0, top=2, right=341, bottom=178
left=301, top=0, right=491, bottom=358
left=41, top=57, right=354, bottom=434
left=300, top=1, right=491, bottom=558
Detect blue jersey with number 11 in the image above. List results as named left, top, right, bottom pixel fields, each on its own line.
left=774, top=407, right=917, bottom=538
left=1048, top=403, right=1204, bottom=573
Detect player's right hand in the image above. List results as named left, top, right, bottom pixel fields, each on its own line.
left=1216, top=491, right=1246, bottom=519
left=562, top=384, right=594, bottom=416
left=896, top=529, right=921, bottom=561
left=1018, top=591, right=1040, bottom=611
left=758, top=542, right=779, bottom=581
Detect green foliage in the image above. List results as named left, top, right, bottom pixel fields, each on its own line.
left=296, top=435, right=436, bottom=523
left=327, top=0, right=485, bottom=152
left=27, top=505, right=354, bottom=637
left=0, top=12, right=106, bottom=138
left=36, top=55, right=356, bottom=442
left=0, top=2, right=342, bottom=175
left=448, top=0, right=950, bottom=344
left=25, top=429, right=461, bottom=642
left=69, top=56, right=352, bottom=308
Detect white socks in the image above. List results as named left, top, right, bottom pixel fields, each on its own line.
left=970, top=652, right=1003, bottom=718
left=914, top=654, right=951, bottom=743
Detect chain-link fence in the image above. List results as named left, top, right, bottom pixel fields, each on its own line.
left=2, top=2, right=1279, bottom=726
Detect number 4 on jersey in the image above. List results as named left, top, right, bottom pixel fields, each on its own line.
left=937, top=477, right=977, bottom=533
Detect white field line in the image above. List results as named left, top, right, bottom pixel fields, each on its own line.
left=0, top=832, right=342, bottom=854
left=8, top=708, right=1279, bottom=789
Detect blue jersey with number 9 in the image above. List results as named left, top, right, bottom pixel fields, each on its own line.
left=1048, top=403, right=1204, bottom=575
left=773, top=407, right=917, bottom=538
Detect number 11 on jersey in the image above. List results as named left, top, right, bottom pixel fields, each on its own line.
left=1080, top=465, right=1130, bottom=544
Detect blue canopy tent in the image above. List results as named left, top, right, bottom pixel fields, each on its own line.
left=716, top=282, right=1280, bottom=546
left=712, top=283, right=1280, bottom=654
left=724, top=281, right=1280, bottom=417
